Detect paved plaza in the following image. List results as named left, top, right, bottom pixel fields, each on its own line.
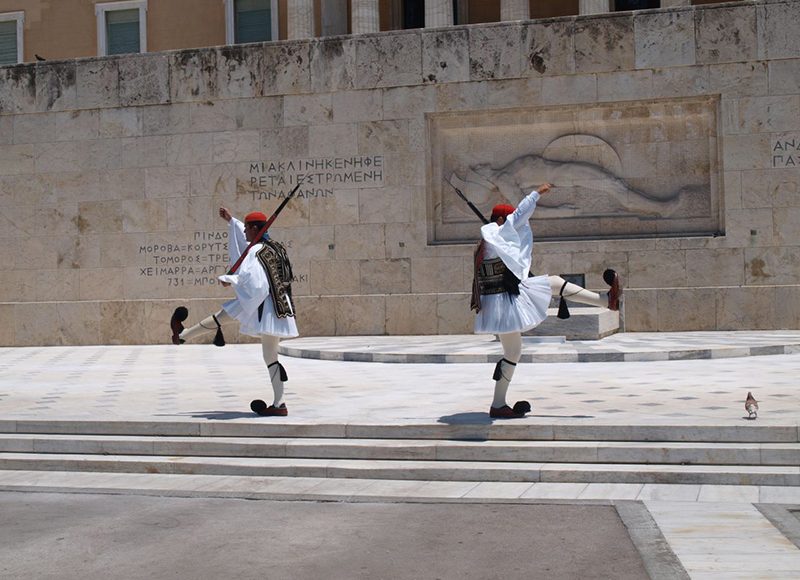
left=1, top=331, right=800, bottom=578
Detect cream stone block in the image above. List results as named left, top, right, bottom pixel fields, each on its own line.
left=55, top=300, right=101, bottom=345
left=308, top=123, right=358, bottom=157
left=774, top=286, right=800, bottom=330
left=273, top=226, right=334, bottom=262
left=657, top=287, right=717, bottom=331
left=383, top=85, right=436, bottom=120
left=12, top=113, right=55, bottom=144
left=634, top=10, right=695, bottom=69
left=741, top=168, right=799, bottom=209
left=15, top=303, right=61, bottom=346
left=235, top=97, right=283, bottom=130
left=142, top=104, right=192, bottom=137
left=0, top=65, right=36, bottom=115
left=34, top=269, right=78, bottom=303
left=167, top=133, right=215, bottom=166
left=54, top=110, right=99, bottom=143
left=169, top=49, right=218, bottom=102
left=99, top=108, right=141, bottom=138
left=35, top=61, right=77, bottom=112
left=123, top=135, right=168, bottom=169
left=0, top=304, right=15, bottom=345
left=411, top=256, right=465, bottom=293
left=768, top=60, right=800, bottom=96
left=385, top=293, right=437, bottom=334
left=310, top=37, right=357, bottom=93
left=309, top=259, right=360, bottom=295
left=773, top=207, right=800, bottom=245
left=384, top=151, right=425, bottom=187
left=757, top=1, right=800, bottom=60
left=79, top=268, right=125, bottom=301
left=434, top=81, right=490, bottom=111
left=523, top=19, right=575, bottom=77
left=724, top=170, right=742, bottom=210
left=86, top=139, right=123, bottom=172
left=422, top=28, right=470, bottom=84
left=215, top=45, right=264, bottom=100
left=385, top=222, right=427, bottom=259
left=122, top=200, right=168, bottom=233
left=628, top=250, right=687, bottom=288
left=652, top=65, right=710, bottom=98
left=360, top=259, right=411, bottom=294
left=119, top=54, right=171, bottom=107
left=540, top=74, right=597, bottom=105
left=355, top=32, right=422, bottom=89
left=695, top=5, right=757, bottom=65
left=436, top=292, right=472, bottom=334
left=0, top=271, right=32, bottom=302
left=575, top=15, right=634, bottom=74
left=190, top=163, right=237, bottom=199
left=99, top=301, right=148, bottom=345
left=332, top=90, right=382, bottom=124
left=165, top=197, right=216, bottom=231
left=122, top=264, right=167, bottom=300
left=187, top=100, right=239, bottom=133
left=145, top=166, right=192, bottom=199
left=722, top=134, right=772, bottom=171
left=468, top=23, right=523, bottom=81
left=0, top=144, right=34, bottom=174
left=0, top=175, right=49, bottom=208
left=333, top=295, right=385, bottom=335
left=334, top=224, right=385, bottom=260
left=745, top=247, right=799, bottom=286
left=53, top=235, right=101, bottom=270
left=309, top=189, right=359, bottom=225
left=261, top=126, right=309, bottom=159
left=77, top=201, right=124, bottom=234
left=717, top=286, right=775, bottom=330
left=747, top=96, right=800, bottom=134
left=292, top=295, right=336, bottom=336
left=358, top=120, right=409, bottom=154
left=686, top=248, right=745, bottom=287
left=483, top=78, right=542, bottom=109
left=263, top=42, right=311, bottom=96
left=0, top=237, right=13, bottom=268
left=722, top=208, right=774, bottom=248
left=708, top=62, right=769, bottom=99
left=99, top=168, right=145, bottom=201
left=622, top=288, right=657, bottom=332
left=570, top=252, right=629, bottom=289
left=358, top=186, right=412, bottom=225
left=76, top=59, right=120, bottom=109
left=597, top=70, right=653, bottom=102
left=284, top=94, right=333, bottom=127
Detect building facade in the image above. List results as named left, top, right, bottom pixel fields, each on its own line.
left=0, top=0, right=798, bottom=345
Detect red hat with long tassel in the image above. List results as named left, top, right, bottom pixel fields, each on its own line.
left=244, top=211, right=268, bottom=223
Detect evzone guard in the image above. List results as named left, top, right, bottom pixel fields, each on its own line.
left=170, top=196, right=299, bottom=417
left=469, top=182, right=622, bottom=418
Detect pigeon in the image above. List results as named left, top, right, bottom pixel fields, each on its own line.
left=745, top=392, right=758, bottom=420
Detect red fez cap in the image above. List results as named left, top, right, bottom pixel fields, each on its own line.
left=244, top=211, right=268, bottom=223
left=490, top=204, right=515, bottom=222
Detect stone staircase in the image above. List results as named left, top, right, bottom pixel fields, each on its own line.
left=0, top=420, right=798, bottom=491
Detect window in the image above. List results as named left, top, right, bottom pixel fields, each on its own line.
left=0, top=12, right=24, bottom=66
left=615, top=0, right=660, bottom=10
left=224, top=0, right=279, bottom=45
left=96, top=1, right=147, bottom=56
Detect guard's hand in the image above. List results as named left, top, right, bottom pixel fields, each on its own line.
left=220, top=281, right=231, bottom=288
left=219, top=207, right=232, bottom=222
left=537, top=183, right=552, bottom=195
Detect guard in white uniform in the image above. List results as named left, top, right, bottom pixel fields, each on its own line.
left=472, top=183, right=622, bottom=418
left=170, top=208, right=299, bottom=416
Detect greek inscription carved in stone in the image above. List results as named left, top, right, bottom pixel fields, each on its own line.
left=772, top=137, right=800, bottom=168
left=138, top=231, right=229, bottom=287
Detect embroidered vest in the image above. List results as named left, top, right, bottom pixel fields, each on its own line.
left=255, top=240, right=295, bottom=319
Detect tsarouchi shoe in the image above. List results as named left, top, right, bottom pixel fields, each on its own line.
left=170, top=307, right=188, bottom=345
left=489, top=405, right=525, bottom=419
left=251, top=402, right=288, bottom=417
left=603, top=269, right=622, bottom=311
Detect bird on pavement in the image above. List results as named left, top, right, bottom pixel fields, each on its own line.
left=745, top=392, right=758, bottom=420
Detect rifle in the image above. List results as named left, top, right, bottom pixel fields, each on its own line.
left=226, top=182, right=301, bottom=275
left=447, top=181, right=489, bottom=225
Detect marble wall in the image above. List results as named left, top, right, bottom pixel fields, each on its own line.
left=0, top=0, right=799, bottom=345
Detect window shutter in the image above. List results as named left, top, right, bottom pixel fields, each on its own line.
left=235, top=0, right=272, bottom=43
left=106, top=9, right=140, bottom=55
left=0, top=21, right=17, bottom=65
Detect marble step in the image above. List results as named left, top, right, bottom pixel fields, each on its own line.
left=2, top=470, right=800, bottom=504
left=0, top=452, right=798, bottom=486
left=3, top=420, right=798, bottom=443
left=526, top=307, right=619, bottom=340
left=1, top=434, right=799, bottom=466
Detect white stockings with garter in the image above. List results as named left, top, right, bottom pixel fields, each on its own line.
left=262, top=335, right=285, bottom=407
left=548, top=275, right=607, bottom=308
left=179, top=309, right=232, bottom=342
left=494, top=332, right=522, bottom=408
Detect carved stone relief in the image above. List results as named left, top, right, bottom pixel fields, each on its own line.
left=428, top=97, right=721, bottom=242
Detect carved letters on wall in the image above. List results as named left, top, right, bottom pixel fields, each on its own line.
left=428, top=97, right=721, bottom=242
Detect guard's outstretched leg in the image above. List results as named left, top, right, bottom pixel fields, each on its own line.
left=175, top=309, right=231, bottom=344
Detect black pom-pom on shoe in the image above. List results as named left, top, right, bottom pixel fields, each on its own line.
left=512, top=400, right=531, bottom=415
left=170, top=307, right=189, bottom=345
left=250, top=399, right=267, bottom=415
